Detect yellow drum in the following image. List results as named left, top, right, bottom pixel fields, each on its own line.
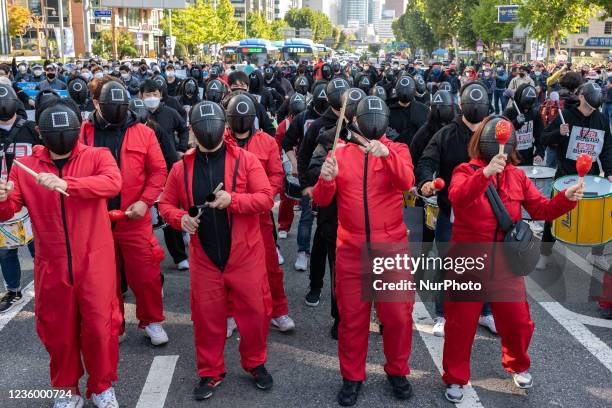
left=403, top=190, right=417, bottom=207
left=424, top=196, right=439, bottom=230
left=0, top=209, right=33, bottom=249
left=552, top=175, right=612, bottom=246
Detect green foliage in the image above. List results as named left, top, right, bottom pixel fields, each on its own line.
left=8, top=5, right=33, bottom=38
left=216, top=0, right=243, bottom=44
left=392, top=0, right=436, bottom=54
left=270, top=19, right=290, bottom=41
left=246, top=12, right=270, bottom=38
left=284, top=8, right=334, bottom=42
left=92, top=30, right=137, bottom=59
left=470, top=0, right=516, bottom=49
left=518, top=0, right=602, bottom=50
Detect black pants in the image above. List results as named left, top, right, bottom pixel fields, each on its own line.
left=309, top=220, right=339, bottom=320
left=163, top=225, right=187, bottom=264
left=541, top=221, right=604, bottom=256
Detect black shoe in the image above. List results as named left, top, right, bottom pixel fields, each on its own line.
left=193, top=375, right=224, bottom=400
left=387, top=374, right=413, bottom=400
left=250, top=365, right=273, bottom=390
left=331, top=319, right=339, bottom=340
left=305, top=288, right=321, bottom=307
left=337, top=379, right=362, bottom=406
left=0, top=291, right=23, bottom=314
left=599, top=306, right=612, bottom=320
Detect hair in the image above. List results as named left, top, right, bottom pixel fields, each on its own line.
left=140, top=79, right=161, bottom=94
left=88, top=75, right=123, bottom=100
left=0, top=64, right=10, bottom=75
left=467, top=115, right=521, bottom=165
left=119, top=64, right=130, bottom=73
left=91, top=66, right=103, bottom=74
left=559, top=71, right=583, bottom=92
left=227, top=70, right=249, bottom=87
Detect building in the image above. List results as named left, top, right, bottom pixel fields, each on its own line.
left=231, top=0, right=274, bottom=24
left=274, top=0, right=299, bottom=20
left=303, top=0, right=339, bottom=25
left=560, top=15, right=612, bottom=59
left=384, top=0, right=406, bottom=19
left=376, top=9, right=395, bottom=42
left=341, top=0, right=368, bottom=29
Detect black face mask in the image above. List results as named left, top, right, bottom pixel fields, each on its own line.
left=47, top=72, right=56, bottom=80
left=99, top=104, right=129, bottom=125
left=38, top=106, right=81, bottom=155
left=191, top=102, right=226, bottom=150
left=226, top=95, right=256, bottom=134
left=0, top=85, right=18, bottom=121
left=41, top=129, right=79, bottom=155
left=479, top=118, right=516, bottom=162
left=519, top=72, right=525, bottom=78
left=355, top=96, right=389, bottom=140
left=460, top=84, right=489, bottom=124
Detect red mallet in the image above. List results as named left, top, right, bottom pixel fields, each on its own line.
left=576, top=153, right=592, bottom=187
left=495, top=119, right=513, bottom=156
left=108, top=209, right=126, bottom=222
left=432, top=178, right=445, bottom=191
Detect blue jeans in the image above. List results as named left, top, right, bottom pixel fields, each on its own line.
left=433, top=212, right=491, bottom=317
left=297, top=196, right=314, bottom=253
left=604, top=102, right=612, bottom=126
left=493, top=90, right=506, bottom=114
left=545, top=147, right=558, bottom=168
left=1, top=241, right=35, bottom=292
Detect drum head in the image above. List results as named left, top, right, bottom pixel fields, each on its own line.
left=424, top=196, right=438, bottom=206
left=553, top=175, right=612, bottom=198
left=518, top=166, right=556, bottom=180
left=3, top=208, right=28, bottom=224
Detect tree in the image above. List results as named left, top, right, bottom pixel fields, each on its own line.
left=246, top=12, right=270, bottom=38
left=270, top=19, right=289, bottom=41
left=284, top=8, right=334, bottom=42
left=216, top=0, right=243, bottom=43
left=161, top=0, right=217, bottom=53
left=423, top=0, right=477, bottom=58
left=92, top=30, right=137, bottom=59
left=392, top=0, right=436, bottom=55
left=518, top=1, right=602, bottom=55
left=8, top=5, right=33, bottom=38
left=470, top=0, right=517, bottom=51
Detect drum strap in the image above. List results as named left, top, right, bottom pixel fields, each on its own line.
left=363, top=153, right=371, bottom=252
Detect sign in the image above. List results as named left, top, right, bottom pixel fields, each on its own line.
left=285, top=47, right=310, bottom=54
left=584, top=37, right=612, bottom=47
left=501, top=42, right=511, bottom=49
left=53, top=27, right=76, bottom=58
left=241, top=47, right=264, bottom=53
left=101, top=0, right=186, bottom=9
left=282, top=27, right=296, bottom=39
left=94, top=10, right=112, bottom=17
left=299, top=28, right=312, bottom=39
left=476, top=39, right=484, bottom=53
left=497, top=5, right=519, bottom=23
left=530, top=40, right=547, bottom=60
left=136, top=32, right=143, bottom=46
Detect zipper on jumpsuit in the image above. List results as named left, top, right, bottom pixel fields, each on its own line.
left=57, top=166, right=74, bottom=285
left=205, top=153, right=224, bottom=271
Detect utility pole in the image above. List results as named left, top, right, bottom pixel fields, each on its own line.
left=112, top=7, right=118, bottom=59
left=83, top=0, right=92, bottom=56
left=58, top=0, right=65, bottom=62
left=168, top=9, right=173, bottom=57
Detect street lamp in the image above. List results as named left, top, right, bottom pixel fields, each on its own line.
left=42, top=6, right=57, bottom=60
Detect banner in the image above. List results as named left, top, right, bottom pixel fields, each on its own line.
left=53, top=27, right=76, bottom=58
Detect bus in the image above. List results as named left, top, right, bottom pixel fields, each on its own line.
left=237, top=39, right=279, bottom=66
left=221, top=41, right=240, bottom=64
left=281, top=38, right=316, bottom=62
left=315, top=43, right=333, bottom=59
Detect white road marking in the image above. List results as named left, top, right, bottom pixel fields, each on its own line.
left=0, top=280, right=34, bottom=332
left=527, top=278, right=612, bottom=373
left=135, top=355, right=179, bottom=408
left=413, top=300, right=485, bottom=407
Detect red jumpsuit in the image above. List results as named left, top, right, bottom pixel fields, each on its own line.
left=81, top=121, right=167, bottom=329
left=159, top=140, right=273, bottom=378
left=275, top=117, right=298, bottom=233
left=443, top=159, right=577, bottom=385
left=0, top=144, right=122, bottom=397
left=312, top=137, right=415, bottom=381
left=227, top=129, right=288, bottom=318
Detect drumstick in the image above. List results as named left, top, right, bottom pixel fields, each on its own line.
left=331, top=93, right=349, bottom=159
left=575, top=153, right=592, bottom=188
left=13, top=159, right=69, bottom=196
left=550, top=92, right=566, bottom=124
left=495, top=120, right=513, bottom=156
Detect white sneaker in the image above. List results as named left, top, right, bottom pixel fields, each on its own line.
left=512, top=371, right=533, bottom=389
left=478, top=314, right=497, bottom=334
left=278, top=230, right=288, bottom=239
left=586, top=254, right=610, bottom=271
left=535, top=254, right=550, bottom=270
left=445, top=384, right=464, bottom=403
left=177, top=259, right=190, bottom=271
left=53, top=395, right=84, bottom=408
left=294, top=251, right=309, bottom=271
left=277, top=247, right=284, bottom=265
left=91, top=387, right=119, bottom=408
left=226, top=317, right=237, bottom=338
left=143, top=323, right=168, bottom=346
left=432, top=317, right=445, bottom=337
left=271, top=315, right=295, bottom=332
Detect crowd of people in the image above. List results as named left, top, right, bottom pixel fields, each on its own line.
left=0, top=53, right=609, bottom=408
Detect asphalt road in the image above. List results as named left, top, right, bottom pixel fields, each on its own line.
left=0, top=205, right=610, bottom=408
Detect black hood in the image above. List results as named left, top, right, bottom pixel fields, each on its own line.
left=249, top=70, right=265, bottom=93
left=90, top=108, right=138, bottom=131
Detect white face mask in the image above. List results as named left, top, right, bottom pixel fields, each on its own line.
left=33, top=69, right=42, bottom=76
left=143, top=96, right=161, bottom=110
left=18, top=66, right=27, bottom=73
left=121, top=73, right=130, bottom=80
left=94, top=72, right=104, bottom=79
left=82, top=72, right=92, bottom=81
left=166, top=70, right=175, bottom=78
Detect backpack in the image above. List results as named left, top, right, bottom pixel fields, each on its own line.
left=539, top=97, right=564, bottom=128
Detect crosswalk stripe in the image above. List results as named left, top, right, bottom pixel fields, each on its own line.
left=413, top=300, right=485, bottom=407
left=0, top=280, right=34, bottom=332
left=135, top=355, right=179, bottom=408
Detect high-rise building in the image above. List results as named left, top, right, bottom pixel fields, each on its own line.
left=384, top=0, right=406, bottom=18
left=341, top=0, right=368, bottom=29
left=303, top=0, right=339, bottom=25
left=274, top=0, right=300, bottom=19
left=376, top=9, right=395, bottom=41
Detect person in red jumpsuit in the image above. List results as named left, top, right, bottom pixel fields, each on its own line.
left=313, top=96, right=416, bottom=406
left=442, top=117, right=582, bottom=403
left=225, top=93, right=295, bottom=332
left=275, top=93, right=307, bottom=238
left=159, top=101, right=274, bottom=400
left=80, top=77, right=169, bottom=346
left=0, top=102, right=123, bottom=408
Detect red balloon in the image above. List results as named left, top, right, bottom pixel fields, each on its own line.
left=576, top=153, right=592, bottom=177
left=433, top=178, right=445, bottom=190
left=495, top=119, right=513, bottom=145
left=108, top=209, right=126, bottom=222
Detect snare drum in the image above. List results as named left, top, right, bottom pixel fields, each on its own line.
left=518, top=166, right=556, bottom=219
left=403, top=190, right=417, bottom=207
left=0, top=209, right=34, bottom=249
left=424, top=196, right=439, bottom=230
left=552, top=175, right=612, bottom=246
left=150, top=200, right=167, bottom=230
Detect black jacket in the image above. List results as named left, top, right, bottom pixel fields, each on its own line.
left=281, top=106, right=321, bottom=153
left=222, top=90, right=276, bottom=137
left=307, top=125, right=338, bottom=226
left=298, top=108, right=338, bottom=187
left=542, top=106, right=612, bottom=178
left=502, top=106, right=545, bottom=165
left=0, top=118, right=41, bottom=175
left=415, top=115, right=473, bottom=216
left=410, top=120, right=446, bottom=166
left=388, top=100, right=430, bottom=147
left=149, top=104, right=189, bottom=153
